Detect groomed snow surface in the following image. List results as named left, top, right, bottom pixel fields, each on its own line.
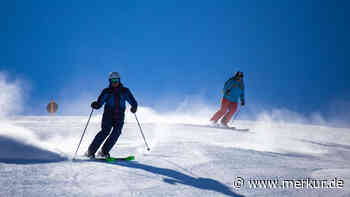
left=0, top=110, right=349, bottom=197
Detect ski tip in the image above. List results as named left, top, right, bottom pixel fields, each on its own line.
left=126, top=156, right=135, bottom=161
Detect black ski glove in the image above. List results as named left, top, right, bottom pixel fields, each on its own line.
left=91, top=101, right=102, bottom=109
left=241, top=100, right=245, bottom=106
left=130, top=106, right=137, bottom=113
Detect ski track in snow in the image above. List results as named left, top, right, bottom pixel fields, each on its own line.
left=0, top=116, right=349, bottom=197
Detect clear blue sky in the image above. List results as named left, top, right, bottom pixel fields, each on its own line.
left=1, top=1, right=349, bottom=119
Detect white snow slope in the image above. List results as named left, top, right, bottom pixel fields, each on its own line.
left=0, top=112, right=349, bottom=197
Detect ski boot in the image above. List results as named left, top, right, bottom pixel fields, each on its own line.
left=97, top=150, right=110, bottom=159
left=84, top=150, right=95, bottom=159
left=210, top=120, right=219, bottom=127
left=220, top=118, right=229, bottom=128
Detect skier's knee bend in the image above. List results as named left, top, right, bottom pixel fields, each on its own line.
left=99, top=128, right=110, bottom=137
left=100, top=123, right=113, bottom=136
left=110, top=127, right=122, bottom=137
left=218, top=108, right=227, bottom=114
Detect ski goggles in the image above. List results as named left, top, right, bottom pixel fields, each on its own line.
left=110, top=78, right=120, bottom=83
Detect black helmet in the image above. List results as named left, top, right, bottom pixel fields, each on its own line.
left=234, top=71, right=243, bottom=79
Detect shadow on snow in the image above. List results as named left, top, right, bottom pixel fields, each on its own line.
left=0, top=135, right=65, bottom=164
left=78, top=159, right=245, bottom=197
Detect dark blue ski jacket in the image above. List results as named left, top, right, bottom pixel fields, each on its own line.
left=96, top=83, right=137, bottom=122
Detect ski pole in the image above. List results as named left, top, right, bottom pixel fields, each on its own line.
left=134, top=113, right=151, bottom=151
left=73, top=109, right=94, bottom=159
left=231, top=106, right=241, bottom=124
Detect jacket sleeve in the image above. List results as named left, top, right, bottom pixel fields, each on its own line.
left=240, top=81, right=245, bottom=101
left=96, top=88, right=109, bottom=106
left=223, top=78, right=233, bottom=95
left=125, top=88, right=138, bottom=108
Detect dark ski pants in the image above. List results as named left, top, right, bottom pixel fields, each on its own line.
left=88, top=119, right=124, bottom=155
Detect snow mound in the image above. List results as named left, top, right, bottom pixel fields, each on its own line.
left=0, top=135, right=65, bottom=164
left=0, top=121, right=66, bottom=164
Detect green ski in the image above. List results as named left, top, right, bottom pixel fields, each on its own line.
left=94, top=156, right=135, bottom=162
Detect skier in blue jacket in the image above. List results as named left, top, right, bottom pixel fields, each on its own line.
left=86, top=72, right=138, bottom=158
left=210, top=71, right=245, bottom=127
